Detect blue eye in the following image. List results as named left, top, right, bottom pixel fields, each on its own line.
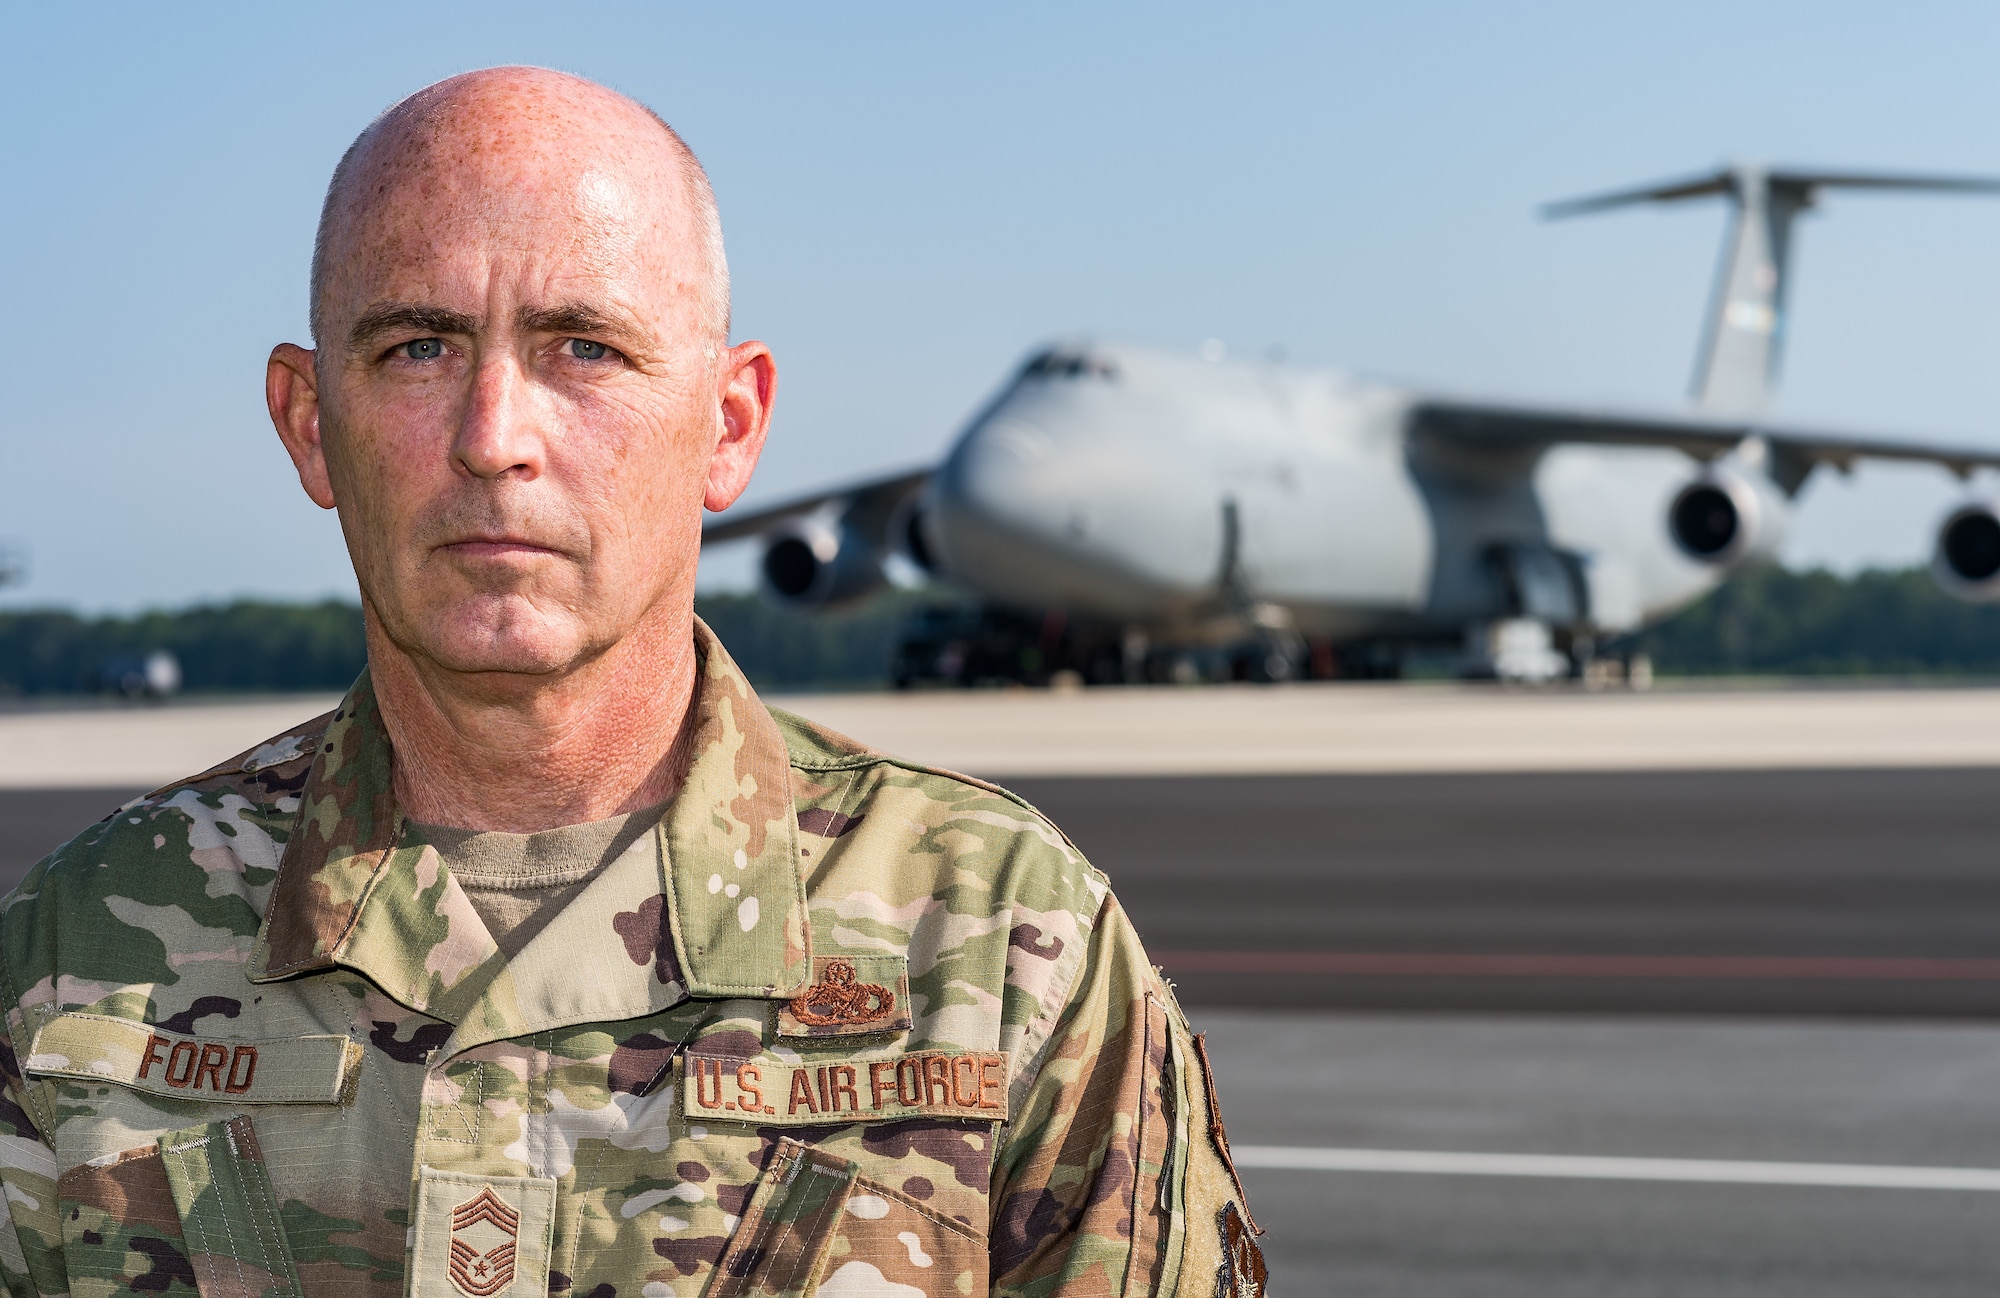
left=568, top=339, right=609, bottom=360
left=401, top=338, right=445, bottom=360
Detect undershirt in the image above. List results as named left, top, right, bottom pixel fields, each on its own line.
left=406, top=801, right=671, bottom=957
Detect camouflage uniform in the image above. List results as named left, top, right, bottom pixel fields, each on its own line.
left=0, top=622, right=1264, bottom=1298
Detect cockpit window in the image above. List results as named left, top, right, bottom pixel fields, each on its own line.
left=1020, top=349, right=1118, bottom=381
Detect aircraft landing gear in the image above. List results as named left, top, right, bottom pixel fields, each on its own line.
left=1463, top=619, right=1654, bottom=688
left=1463, top=618, right=1570, bottom=683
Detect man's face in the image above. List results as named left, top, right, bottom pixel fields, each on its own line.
left=281, top=117, right=756, bottom=683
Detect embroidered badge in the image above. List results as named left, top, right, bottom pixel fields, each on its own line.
left=776, top=956, right=912, bottom=1039
left=448, top=1188, right=519, bottom=1298
left=788, top=959, right=895, bottom=1027
left=412, top=1170, right=554, bottom=1298
left=1215, top=1201, right=1267, bottom=1298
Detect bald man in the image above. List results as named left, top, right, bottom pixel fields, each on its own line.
left=0, top=69, right=1263, bottom=1298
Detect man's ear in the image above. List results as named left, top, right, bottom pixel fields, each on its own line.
left=267, top=343, right=338, bottom=509
left=704, top=340, right=777, bottom=513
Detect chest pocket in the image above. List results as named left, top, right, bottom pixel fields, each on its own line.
left=24, top=1013, right=361, bottom=1298
left=57, top=1115, right=306, bottom=1298
left=709, top=1139, right=985, bottom=1298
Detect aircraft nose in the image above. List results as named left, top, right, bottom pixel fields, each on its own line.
left=939, top=416, right=1070, bottom=540
left=932, top=401, right=1224, bottom=612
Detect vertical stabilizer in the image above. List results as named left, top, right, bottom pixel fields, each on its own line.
left=1545, top=165, right=2000, bottom=416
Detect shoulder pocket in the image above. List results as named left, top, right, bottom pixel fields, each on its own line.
left=25, top=1013, right=360, bottom=1105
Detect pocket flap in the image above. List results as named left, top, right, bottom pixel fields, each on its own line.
left=710, top=1139, right=856, bottom=1297
left=158, top=1117, right=306, bottom=1298
left=25, top=1013, right=360, bottom=1105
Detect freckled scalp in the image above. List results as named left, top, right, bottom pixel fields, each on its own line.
left=309, top=67, right=729, bottom=350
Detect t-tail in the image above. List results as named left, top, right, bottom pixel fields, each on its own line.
left=1545, top=164, right=2000, bottom=416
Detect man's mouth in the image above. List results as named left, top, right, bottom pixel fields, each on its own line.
left=439, top=537, right=562, bottom=561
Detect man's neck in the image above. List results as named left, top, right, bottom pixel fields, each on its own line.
left=366, top=610, right=700, bottom=834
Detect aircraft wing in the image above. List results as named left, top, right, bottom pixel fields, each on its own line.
left=1410, top=398, right=2000, bottom=480
left=700, top=465, right=934, bottom=544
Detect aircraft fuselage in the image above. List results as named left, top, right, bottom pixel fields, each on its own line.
left=929, top=343, right=1722, bottom=647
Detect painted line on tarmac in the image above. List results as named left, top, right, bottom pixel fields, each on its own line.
left=1232, top=1146, right=2000, bottom=1191
left=1157, top=950, right=2000, bottom=981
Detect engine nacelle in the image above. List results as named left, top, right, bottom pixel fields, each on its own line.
left=888, top=493, right=942, bottom=576
left=1667, top=469, right=1788, bottom=566
left=758, top=517, right=889, bottom=611
left=1933, top=502, right=2000, bottom=600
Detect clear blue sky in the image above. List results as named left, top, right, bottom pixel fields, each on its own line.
left=7, top=1, right=2000, bottom=611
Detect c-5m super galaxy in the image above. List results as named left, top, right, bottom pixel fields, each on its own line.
left=705, top=164, right=2000, bottom=684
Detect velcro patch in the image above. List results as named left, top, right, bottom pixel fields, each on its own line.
left=683, top=1050, right=1008, bottom=1125
left=411, top=1168, right=555, bottom=1298
left=25, top=1012, right=360, bottom=1105
left=775, top=955, right=912, bottom=1039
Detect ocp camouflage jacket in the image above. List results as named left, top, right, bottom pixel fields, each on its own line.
left=0, top=623, right=1264, bottom=1298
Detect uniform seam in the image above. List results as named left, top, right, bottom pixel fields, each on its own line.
left=850, top=1173, right=984, bottom=1243
left=0, top=962, right=56, bottom=1147
left=997, top=889, right=1106, bottom=1143
left=165, top=1132, right=251, bottom=1298
left=728, top=1148, right=798, bottom=1287
left=229, top=1119, right=295, bottom=1294
left=138, top=715, right=330, bottom=804
left=56, top=1143, right=161, bottom=1193
left=260, top=822, right=404, bottom=977
left=1118, top=991, right=1166, bottom=1297
left=432, top=1056, right=483, bottom=1145
left=785, top=753, right=1068, bottom=829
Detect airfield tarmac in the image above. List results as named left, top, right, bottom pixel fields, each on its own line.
left=4, top=681, right=1999, bottom=1294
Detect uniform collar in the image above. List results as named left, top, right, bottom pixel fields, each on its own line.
left=248, top=620, right=810, bottom=1031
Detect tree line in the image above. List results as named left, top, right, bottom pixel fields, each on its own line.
left=3, top=568, right=1999, bottom=696
left=0, top=594, right=916, bottom=696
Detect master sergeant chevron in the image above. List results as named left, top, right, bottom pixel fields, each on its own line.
left=0, top=66, right=1261, bottom=1298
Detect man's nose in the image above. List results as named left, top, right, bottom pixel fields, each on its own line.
left=453, top=352, right=544, bottom=480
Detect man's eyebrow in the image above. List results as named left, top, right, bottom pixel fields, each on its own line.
left=517, top=303, right=623, bottom=336
left=348, top=304, right=481, bottom=348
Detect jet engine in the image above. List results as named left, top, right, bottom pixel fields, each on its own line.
left=1932, top=502, right=2000, bottom=600
left=758, top=516, right=889, bottom=612
left=1666, top=469, right=1787, bottom=566
left=889, top=494, right=941, bottom=576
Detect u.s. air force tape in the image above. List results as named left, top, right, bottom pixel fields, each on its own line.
left=24, top=1012, right=361, bottom=1105
left=682, top=1050, right=1008, bottom=1124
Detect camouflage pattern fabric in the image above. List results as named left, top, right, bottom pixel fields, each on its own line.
left=0, top=620, right=1263, bottom=1297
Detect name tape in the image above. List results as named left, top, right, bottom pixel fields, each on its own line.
left=683, top=1050, right=1008, bottom=1125
left=24, top=1012, right=359, bottom=1105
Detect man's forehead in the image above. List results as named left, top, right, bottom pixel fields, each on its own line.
left=330, top=162, right=686, bottom=322
left=311, top=68, right=724, bottom=344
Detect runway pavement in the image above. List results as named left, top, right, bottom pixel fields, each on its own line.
left=1201, top=1009, right=2000, bottom=1295
left=14, top=679, right=2000, bottom=786
left=1011, top=767, right=2000, bottom=1016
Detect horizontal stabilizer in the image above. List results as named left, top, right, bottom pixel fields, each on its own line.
left=1544, top=161, right=2000, bottom=414
left=1543, top=164, right=2000, bottom=219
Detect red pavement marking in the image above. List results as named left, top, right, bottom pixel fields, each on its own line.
left=1153, top=951, right=2000, bottom=981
